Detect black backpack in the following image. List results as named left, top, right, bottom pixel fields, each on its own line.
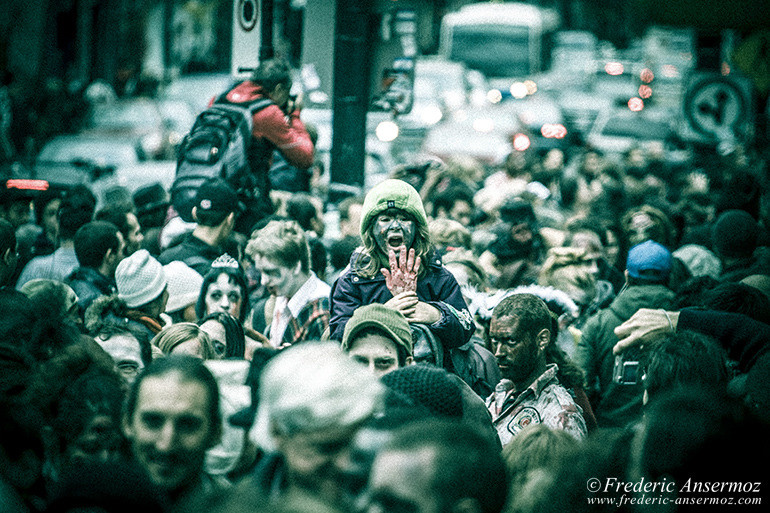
left=171, top=94, right=273, bottom=222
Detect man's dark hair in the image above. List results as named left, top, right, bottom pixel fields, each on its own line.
left=59, top=185, right=97, bottom=240
left=95, top=205, right=133, bottom=242
left=0, top=217, right=16, bottom=256
left=124, top=355, right=221, bottom=432
left=251, top=58, right=292, bottom=92
left=74, top=221, right=121, bottom=269
left=492, top=293, right=552, bottom=337
left=382, top=419, right=508, bottom=513
left=432, top=185, right=474, bottom=217
left=643, top=330, right=729, bottom=404
left=701, top=282, right=770, bottom=324
left=95, top=323, right=153, bottom=366
left=286, top=193, right=319, bottom=232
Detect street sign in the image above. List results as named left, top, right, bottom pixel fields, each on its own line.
left=231, top=0, right=261, bottom=78
left=681, top=72, right=752, bottom=143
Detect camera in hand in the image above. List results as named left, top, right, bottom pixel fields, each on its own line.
left=613, top=354, right=640, bottom=385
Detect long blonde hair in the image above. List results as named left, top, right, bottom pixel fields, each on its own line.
left=152, top=322, right=218, bottom=359
left=355, top=213, right=433, bottom=279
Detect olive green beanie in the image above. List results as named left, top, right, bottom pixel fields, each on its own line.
left=341, top=303, right=413, bottom=358
left=360, top=179, right=428, bottom=237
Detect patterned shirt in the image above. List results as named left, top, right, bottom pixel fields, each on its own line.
left=267, top=272, right=331, bottom=348
left=486, top=364, right=587, bottom=446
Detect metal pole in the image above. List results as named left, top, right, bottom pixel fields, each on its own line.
left=260, top=0, right=274, bottom=61
left=330, top=0, right=370, bottom=188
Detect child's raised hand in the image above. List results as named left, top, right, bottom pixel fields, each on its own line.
left=381, top=245, right=421, bottom=296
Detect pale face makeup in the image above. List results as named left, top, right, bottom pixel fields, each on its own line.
left=204, top=273, right=244, bottom=319
left=254, top=255, right=304, bottom=299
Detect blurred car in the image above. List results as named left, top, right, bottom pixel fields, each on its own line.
left=586, top=107, right=690, bottom=162
left=90, top=160, right=176, bottom=210
left=421, top=103, right=530, bottom=166
left=389, top=58, right=491, bottom=165
left=33, top=134, right=146, bottom=187
left=552, top=30, right=598, bottom=74
left=505, top=93, right=569, bottom=151
left=86, top=98, right=173, bottom=159
left=157, top=98, right=197, bottom=152
left=590, top=60, right=640, bottom=103
left=161, top=73, right=235, bottom=114
left=556, top=89, right=613, bottom=142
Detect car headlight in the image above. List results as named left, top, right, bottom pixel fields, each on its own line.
left=376, top=121, right=399, bottom=142
left=420, top=105, right=443, bottom=126
left=141, top=132, right=164, bottom=156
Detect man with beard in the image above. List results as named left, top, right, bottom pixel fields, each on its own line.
left=486, top=293, right=587, bottom=446
left=122, top=355, right=227, bottom=511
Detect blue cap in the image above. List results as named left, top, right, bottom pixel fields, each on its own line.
left=626, top=240, right=672, bottom=281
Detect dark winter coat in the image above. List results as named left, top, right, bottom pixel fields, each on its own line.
left=575, top=283, right=675, bottom=428
left=329, top=252, right=475, bottom=351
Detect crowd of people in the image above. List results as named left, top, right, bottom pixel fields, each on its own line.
left=1, top=104, right=769, bottom=513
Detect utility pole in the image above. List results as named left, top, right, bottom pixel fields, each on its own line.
left=260, top=0, right=274, bottom=60
left=330, top=0, right=372, bottom=189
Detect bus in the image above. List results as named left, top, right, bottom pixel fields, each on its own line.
left=439, top=2, right=560, bottom=80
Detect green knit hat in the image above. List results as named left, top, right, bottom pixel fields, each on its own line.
left=341, top=304, right=413, bottom=358
left=360, top=179, right=428, bottom=237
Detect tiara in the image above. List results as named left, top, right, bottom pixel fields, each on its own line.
left=211, top=253, right=240, bottom=269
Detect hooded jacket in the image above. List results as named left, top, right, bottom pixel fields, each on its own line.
left=330, top=179, right=474, bottom=351
left=575, top=283, right=675, bottom=428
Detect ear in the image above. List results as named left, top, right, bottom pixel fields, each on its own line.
left=293, top=261, right=302, bottom=275
left=404, top=356, right=414, bottom=366
left=451, top=498, right=482, bottom=513
left=226, top=212, right=236, bottom=227
left=537, top=328, right=550, bottom=350
left=103, top=247, right=114, bottom=266
left=191, top=207, right=199, bottom=222
left=121, top=413, right=135, bottom=440
left=2, top=248, right=12, bottom=265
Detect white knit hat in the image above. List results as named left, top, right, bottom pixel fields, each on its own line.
left=163, top=261, right=204, bottom=313
left=116, top=249, right=167, bottom=308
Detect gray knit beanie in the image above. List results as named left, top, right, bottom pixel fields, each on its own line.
left=116, top=250, right=167, bottom=308
left=341, top=304, right=413, bottom=357
left=163, top=261, right=203, bottom=313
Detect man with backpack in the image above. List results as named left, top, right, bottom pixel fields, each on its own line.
left=172, top=59, right=314, bottom=236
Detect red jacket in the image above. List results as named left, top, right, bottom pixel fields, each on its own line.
left=212, top=81, right=314, bottom=170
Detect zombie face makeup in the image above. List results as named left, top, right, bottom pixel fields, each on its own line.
left=204, top=273, right=244, bottom=319
left=373, top=209, right=416, bottom=255
left=254, top=255, right=304, bottom=299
